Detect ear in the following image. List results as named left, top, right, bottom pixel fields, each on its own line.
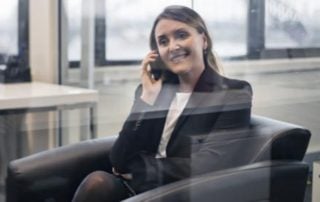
left=202, top=34, right=208, bottom=50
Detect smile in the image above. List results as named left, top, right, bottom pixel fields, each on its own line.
left=169, top=50, right=190, bottom=63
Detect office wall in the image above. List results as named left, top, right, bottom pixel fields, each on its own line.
left=25, top=0, right=59, bottom=153
left=29, top=0, right=58, bottom=83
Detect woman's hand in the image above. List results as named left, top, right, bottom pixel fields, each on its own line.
left=112, top=167, right=132, bottom=180
left=140, top=50, right=163, bottom=105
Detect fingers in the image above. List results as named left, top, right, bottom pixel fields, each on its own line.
left=141, top=50, right=159, bottom=82
left=141, top=50, right=159, bottom=71
left=112, top=167, right=120, bottom=175
left=121, top=173, right=133, bottom=180
left=112, top=167, right=133, bottom=180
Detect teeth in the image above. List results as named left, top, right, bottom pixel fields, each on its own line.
left=172, top=55, right=186, bottom=63
left=170, top=51, right=188, bottom=63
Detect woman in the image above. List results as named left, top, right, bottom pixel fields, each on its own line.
left=72, top=5, right=252, bottom=202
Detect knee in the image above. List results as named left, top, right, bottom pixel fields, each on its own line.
left=82, top=171, right=114, bottom=192
left=73, top=171, right=129, bottom=202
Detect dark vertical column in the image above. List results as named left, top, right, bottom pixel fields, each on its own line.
left=18, top=0, right=29, bottom=66
left=95, top=0, right=106, bottom=66
left=247, top=0, right=265, bottom=59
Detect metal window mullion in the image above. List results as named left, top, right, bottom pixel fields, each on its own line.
left=95, top=0, right=106, bottom=66
left=247, top=0, right=265, bottom=59
left=58, top=0, right=69, bottom=85
left=18, top=0, right=29, bottom=64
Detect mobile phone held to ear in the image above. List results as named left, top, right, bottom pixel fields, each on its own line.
left=150, top=54, right=164, bottom=81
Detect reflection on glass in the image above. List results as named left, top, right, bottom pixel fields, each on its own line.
left=194, top=0, right=247, bottom=57
left=0, top=0, right=18, bottom=55
left=105, top=0, right=191, bottom=60
left=266, top=0, right=320, bottom=48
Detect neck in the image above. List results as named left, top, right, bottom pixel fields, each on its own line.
left=178, top=65, right=205, bottom=93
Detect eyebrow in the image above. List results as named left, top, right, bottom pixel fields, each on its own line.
left=156, top=27, right=188, bottom=40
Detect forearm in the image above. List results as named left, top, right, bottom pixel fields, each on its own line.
left=110, top=92, right=157, bottom=173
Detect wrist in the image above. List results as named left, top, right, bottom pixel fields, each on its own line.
left=140, top=93, right=157, bottom=105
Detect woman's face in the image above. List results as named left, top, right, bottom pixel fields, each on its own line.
left=154, top=19, right=207, bottom=76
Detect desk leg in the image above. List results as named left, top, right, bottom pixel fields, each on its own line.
left=56, top=110, right=71, bottom=146
left=57, top=110, right=63, bottom=146
left=0, top=111, right=26, bottom=183
left=80, top=105, right=97, bottom=140
left=90, top=104, right=97, bottom=139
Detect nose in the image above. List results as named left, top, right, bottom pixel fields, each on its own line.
left=168, top=39, right=181, bottom=52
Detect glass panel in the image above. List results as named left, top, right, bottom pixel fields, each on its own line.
left=0, top=0, right=18, bottom=55
left=65, top=0, right=82, bottom=61
left=194, top=0, right=248, bottom=57
left=266, top=0, right=320, bottom=48
left=105, top=0, right=191, bottom=60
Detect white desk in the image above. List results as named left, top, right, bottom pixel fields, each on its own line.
left=0, top=82, right=98, bottom=182
left=0, top=81, right=99, bottom=140
left=0, top=82, right=98, bottom=111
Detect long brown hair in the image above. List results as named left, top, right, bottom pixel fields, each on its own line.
left=149, top=5, right=223, bottom=76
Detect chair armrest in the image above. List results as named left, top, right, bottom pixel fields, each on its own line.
left=124, top=161, right=309, bottom=202
left=250, top=115, right=311, bottom=162
left=6, top=136, right=117, bottom=202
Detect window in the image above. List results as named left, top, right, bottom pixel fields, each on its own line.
left=194, top=0, right=248, bottom=58
left=266, top=0, right=320, bottom=49
left=64, top=0, right=320, bottom=66
left=0, top=0, right=28, bottom=65
left=67, top=0, right=248, bottom=65
left=104, top=0, right=191, bottom=61
left=0, top=0, right=19, bottom=63
left=65, top=0, right=82, bottom=62
left=104, top=0, right=248, bottom=62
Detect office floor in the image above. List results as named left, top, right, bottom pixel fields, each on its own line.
left=1, top=67, right=320, bottom=201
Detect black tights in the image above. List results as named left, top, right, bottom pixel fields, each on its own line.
left=72, top=171, right=130, bottom=202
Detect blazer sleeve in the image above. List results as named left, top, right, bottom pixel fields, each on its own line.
left=110, top=84, right=157, bottom=173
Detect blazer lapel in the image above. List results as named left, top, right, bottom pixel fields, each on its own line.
left=168, top=67, right=225, bottom=146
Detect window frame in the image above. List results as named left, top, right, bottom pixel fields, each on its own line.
left=0, top=0, right=29, bottom=65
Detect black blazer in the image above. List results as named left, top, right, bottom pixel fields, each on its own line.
left=110, top=67, right=253, bottom=193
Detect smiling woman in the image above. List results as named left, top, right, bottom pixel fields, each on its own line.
left=72, top=5, right=253, bottom=202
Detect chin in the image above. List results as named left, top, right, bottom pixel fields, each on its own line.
left=168, top=64, right=190, bottom=75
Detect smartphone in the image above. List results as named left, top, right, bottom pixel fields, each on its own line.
left=150, top=53, right=164, bottom=81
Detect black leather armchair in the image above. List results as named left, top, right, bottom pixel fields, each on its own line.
left=6, top=115, right=311, bottom=202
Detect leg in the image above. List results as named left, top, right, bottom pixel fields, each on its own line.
left=72, top=171, right=129, bottom=202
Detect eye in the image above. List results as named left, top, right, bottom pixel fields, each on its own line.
left=176, top=31, right=188, bottom=39
left=158, top=38, right=168, bottom=46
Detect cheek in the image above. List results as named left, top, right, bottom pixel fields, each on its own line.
left=191, top=43, right=205, bottom=59
left=158, top=49, right=168, bottom=61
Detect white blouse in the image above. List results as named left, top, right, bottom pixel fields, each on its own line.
left=156, top=92, right=191, bottom=158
